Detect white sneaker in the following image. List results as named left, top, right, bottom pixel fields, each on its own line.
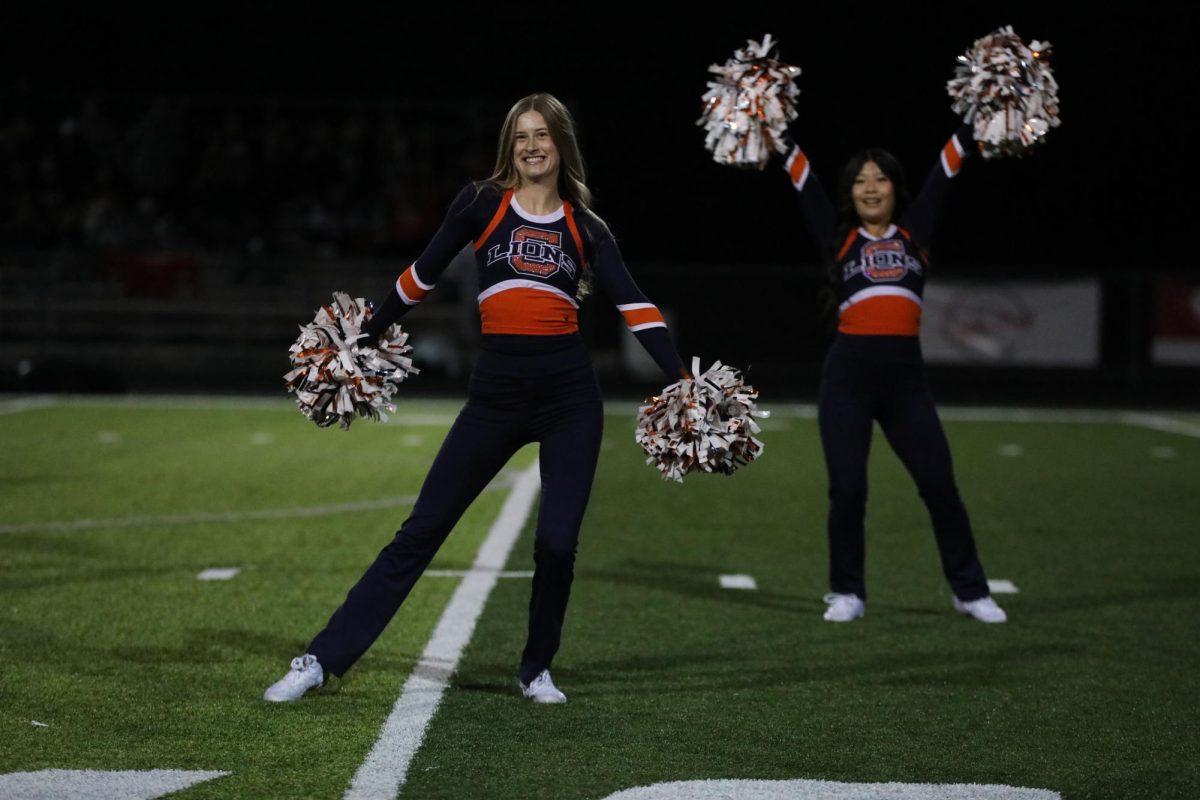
left=264, top=654, right=324, bottom=702
left=823, top=593, right=865, bottom=622
left=953, top=595, right=1007, bottom=624
left=520, top=669, right=567, bottom=704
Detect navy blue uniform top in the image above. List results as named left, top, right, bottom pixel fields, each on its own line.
left=783, top=124, right=975, bottom=336
left=367, top=182, right=685, bottom=380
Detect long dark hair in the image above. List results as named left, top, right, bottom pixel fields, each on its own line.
left=832, top=147, right=912, bottom=245
left=818, top=148, right=915, bottom=327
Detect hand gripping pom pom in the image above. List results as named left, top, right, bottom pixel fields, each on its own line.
left=635, top=358, right=770, bottom=483
left=947, top=25, right=1061, bottom=158
left=697, top=33, right=801, bottom=170
left=284, top=292, right=420, bottom=430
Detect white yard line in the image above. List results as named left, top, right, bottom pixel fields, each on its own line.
left=344, top=459, right=541, bottom=800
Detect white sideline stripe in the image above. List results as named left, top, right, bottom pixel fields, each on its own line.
left=1121, top=412, right=1200, bottom=439
left=0, top=495, right=419, bottom=535
left=988, top=579, right=1020, bottom=594
left=0, top=397, right=58, bottom=415
left=719, top=574, right=758, bottom=590
left=344, top=459, right=541, bottom=800
left=197, top=568, right=240, bottom=581
left=0, top=394, right=458, bottom=425
left=4, top=395, right=1197, bottom=438
left=424, top=569, right=534, bottom=579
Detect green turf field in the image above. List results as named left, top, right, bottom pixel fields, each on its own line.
left=1, top=397, right=1197, bottom=799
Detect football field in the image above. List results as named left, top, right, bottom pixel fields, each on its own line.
left=1, top=396, right=1197, bottom=799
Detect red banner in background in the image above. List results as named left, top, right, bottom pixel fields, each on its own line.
left=1153, top=282, right=1200, bottom=365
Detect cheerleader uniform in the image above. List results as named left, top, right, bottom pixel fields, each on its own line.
left=783, top=127, right=992, bottom=604
left=306, top=182, right=684, bottom=684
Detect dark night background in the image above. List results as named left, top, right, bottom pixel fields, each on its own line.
left=2, top=5, right=1196, bottom=402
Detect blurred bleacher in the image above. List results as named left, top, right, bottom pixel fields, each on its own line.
left=2, top=88, right=1197, bottom=407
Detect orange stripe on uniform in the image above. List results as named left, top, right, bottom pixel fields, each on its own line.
left=479, top=287, right=579, bottom=335
left=398, top=266, right=429, bottom=304
left=942, top=138, right=964, bottom=176
left=474, top=188, right=513, bottom=251
left=838, top=295, right=922, bottom=336
left=836, top=230, right=858, bottom=262
left=620, top=306, right=664, bottom=329
left=787, top=148, right=809, bottom=186
left=562, top=201, right=588, bottom=268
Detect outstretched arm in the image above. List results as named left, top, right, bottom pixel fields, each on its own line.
left=586, top=218, right=687, bottom=381
left=364, top=185, right=491, bottom=341
left=906, top=123, right=976, bottom=247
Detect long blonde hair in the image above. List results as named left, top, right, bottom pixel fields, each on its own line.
left=488, top=93, right=592, bottom=210
left=488, top=93, right=598, bottom=299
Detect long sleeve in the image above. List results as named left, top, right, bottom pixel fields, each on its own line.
left=583, top=215, right=686, bottom=381
left=905, top=123, right=976, bottom=247
left=365, top=184, right=492, bottom=341
left=782, top=144, right=836, bottom=250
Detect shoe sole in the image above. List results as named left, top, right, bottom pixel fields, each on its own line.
left=263, top=681, right=323, bottom=702
left=953, top=603, right=1006, bottom=624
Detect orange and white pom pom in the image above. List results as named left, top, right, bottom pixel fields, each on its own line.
left=698, top=33, right=801, bottom=170
left=636, top=358, right=768, bottom=483
left=948, top=25, right=1061, bottom=158
left=284, top=292, right=419, bottom=430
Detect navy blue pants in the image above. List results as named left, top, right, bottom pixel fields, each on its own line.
left=817, top=334, right=989, bottom=602
left=308, top=334, right=603, bottom=683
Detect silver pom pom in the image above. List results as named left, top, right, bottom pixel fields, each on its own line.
left=284, top=292, right=419, bottom=430
left=698, top=33, right=801, bottom=170
left=947, top=25, right=1061, bottom=158
left=635, top=358, right=769, bottom=483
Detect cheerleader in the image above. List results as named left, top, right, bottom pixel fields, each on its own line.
left=782, top=124, right=1007, bottom=624
left=265, top=93, right=686, bottom=703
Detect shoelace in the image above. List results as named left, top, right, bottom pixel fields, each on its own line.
left=290, top=654, right=315, bottom=672
left=823, top=593, right=854, bottom=606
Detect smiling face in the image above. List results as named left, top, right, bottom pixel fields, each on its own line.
left=512, top=111, right=560, bottom=186
left=851, top=160, right=896, bottom=227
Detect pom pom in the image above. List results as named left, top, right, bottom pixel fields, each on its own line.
left=947, top=25, right=1061, bottom=158
left=698, top=33, right=801, bottom=170
left=635, top=358, right=769, bottom=483
left=284, top=292, right=419, bottom=430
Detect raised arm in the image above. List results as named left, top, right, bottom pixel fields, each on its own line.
left=905, top=123, right=976, bottom=247
left=781, top=142, right=837, bottom=249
